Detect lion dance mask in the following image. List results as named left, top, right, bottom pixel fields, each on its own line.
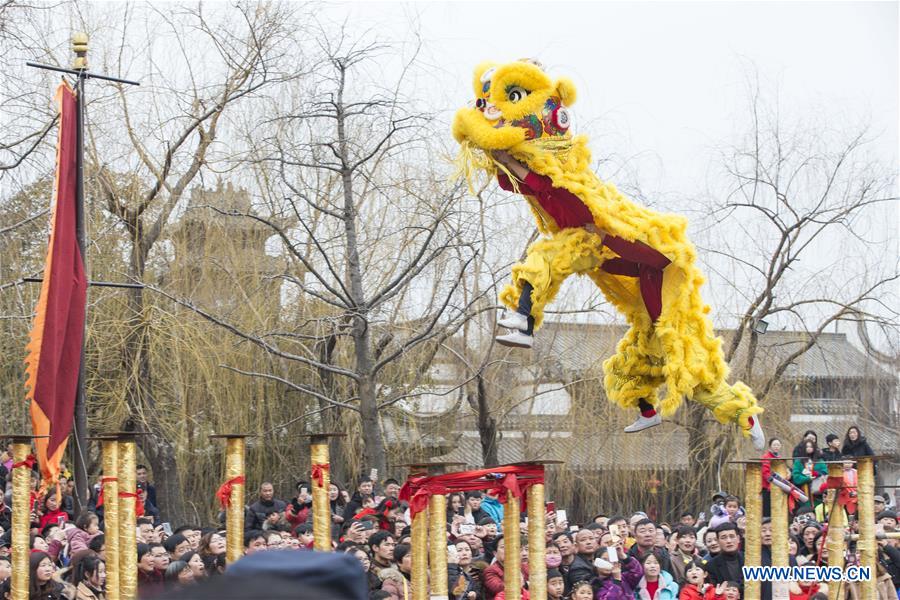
left=452, top=59, right=764, bottom=445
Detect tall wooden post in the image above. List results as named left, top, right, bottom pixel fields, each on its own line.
left=100, top=438, right=121, bottom=600
left=770, top=458, right=790, bottom=600
left=429, top=493, right=449, bottom=600
left=117, top=435, right=137, bottom=600
left=401, top=461, right=464, bottom=600
left=5, top=436, right=44, bottom=600
left=825, top=462, right=845, bottom=600
left=744, top=463, right=762, bottom=600
left=211, top=434, right=247, bottom=564
left=305, top=433, right=344, bottom=552
left=503, top=495, right=522, bottom=600
left=527, top=482, right=547, bottom=600
left=857, top=457, right=876, bottom=599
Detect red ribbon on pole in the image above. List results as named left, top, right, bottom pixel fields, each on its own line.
left=95, top=476, right=118, bottom=508
left=118, top=491, right=145, bottom=517
left=400, top=464, right=544, bottom=518
left=311, top=463, right=330, bottom=488
left=216, top=475, right=245, bottom=509
left=12, top=455, right=36, bottom=470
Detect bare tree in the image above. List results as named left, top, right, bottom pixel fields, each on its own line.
left=679, top=79, right=899, bottom=507
left=85, top=2, right=300, bottom=523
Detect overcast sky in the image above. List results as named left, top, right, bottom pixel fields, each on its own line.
left=327, top=1, right=898, bottom=198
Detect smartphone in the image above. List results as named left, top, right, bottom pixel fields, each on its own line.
left=369, top=468, right=378, bottom=482
left=546, top=501, right=556, bottom=514
left=447, top=545, right=458, bottom=562
left=570, top=525, right=580, bottom=532
left=609, top=523, right=622, bottom=545
left=300, top=487, right=309, bottom=496
left=57, top=516, right=65, bottom=527
left=556, top=510, right=567, bottom=525
left=607, top=546, right=618, bottom=563
left=459, top=524, right=475, bottom=535
left=359, top=520, right=375, bottom=531
left=162, top=522, right=173, bottom=536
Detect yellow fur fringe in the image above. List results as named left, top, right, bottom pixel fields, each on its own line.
left=453, top=61, right=762, bottom=428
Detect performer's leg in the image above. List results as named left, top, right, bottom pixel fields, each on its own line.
left=693, top=380, right=766, bottom=450
left=497, top=282, right=536, bottom=346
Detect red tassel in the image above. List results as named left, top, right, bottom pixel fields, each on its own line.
left=216, top=475, right=245, bottom=509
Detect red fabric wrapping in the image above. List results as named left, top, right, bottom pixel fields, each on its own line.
left=400, top=464, right=544, bottom=518
left=95, top=476, right=118, bottom=508
left=118, top=491, right=145, bottom=517
left=13, top=455, right=37, bottom=470
left=215, top=475, right=245, bottom=509
left=311, top=463, right=329, bottom=488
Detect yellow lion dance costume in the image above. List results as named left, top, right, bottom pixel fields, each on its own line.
left=452, top=59, right=764, bottom=446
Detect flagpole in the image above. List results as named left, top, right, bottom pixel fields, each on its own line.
left=71, top=31, right=90, bottom=514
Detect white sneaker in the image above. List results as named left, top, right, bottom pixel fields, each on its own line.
left=498, top=311, right=529, bottom=331
left=623, top=413, right=661, bottom=433
left=748, top=416, right=765, bottom=451
left=495, top=330, right=534, bottom=348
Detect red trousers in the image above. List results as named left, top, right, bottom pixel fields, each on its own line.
left=600, top=235, right=670, bottom=322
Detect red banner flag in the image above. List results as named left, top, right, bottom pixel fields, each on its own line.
left=23, top=81, right=86, bottom=488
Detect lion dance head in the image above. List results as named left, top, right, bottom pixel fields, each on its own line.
left=452, top=59, right=583, bottom=186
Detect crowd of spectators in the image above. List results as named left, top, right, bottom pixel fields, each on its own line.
left=0, top=425, right=898, bottom=599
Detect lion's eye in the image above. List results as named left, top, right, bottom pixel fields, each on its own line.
left=507, top=86, right=528, bottom=103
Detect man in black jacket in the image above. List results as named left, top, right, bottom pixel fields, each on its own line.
left=248, top=482, right=287, bottom=530
left=565, top=528, right=598, bottom=593
left=821, top=434, right=842, bottom=462
left=705, top=522, right=744, bottom=592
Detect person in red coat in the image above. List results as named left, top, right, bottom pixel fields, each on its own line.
left=37, top=491, right=69, bottom=530
left=482, top=536, right=528, bottom=600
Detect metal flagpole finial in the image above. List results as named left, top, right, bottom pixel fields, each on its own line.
left=72, top=32, right=89, bottom=70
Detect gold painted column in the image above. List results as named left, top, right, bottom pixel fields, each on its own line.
left=117, top=436, right=137, bottom=600
left=744, top=463, right=762, bottom=600
left=211, top=434, right=247, bottom=564
left=770, top=458, right=790, bottom=600
left=503, top=494, right=522, bottom=600
left=306, top=433, right=344, bottom=552
left=857, top=457, right=876, bottom=600
left=527, top=483, right=547, bottom=600
left=770, top=459, right=789, bottom=567
left=9, top=438, right=37, bottom=600
left=825, top=462, right=845, bottom=600
left=429, top=493, right=449, bottom=600
left=412, top=505, right=430, bottom=600
left=101, top=439, right=121, bottom=600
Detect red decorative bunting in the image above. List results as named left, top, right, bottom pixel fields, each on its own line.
left=216, top=475, right=245, bottom=509
left=399, top=464, right=545, bottom=518
left=311, top=463, right=330, bottom=488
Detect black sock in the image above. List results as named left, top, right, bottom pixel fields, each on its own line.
left=525, top=316, right=535, bottom=336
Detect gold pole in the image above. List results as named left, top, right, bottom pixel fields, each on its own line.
left=411, top=507, right=429, bottom=600
left=118, top=438, right=137, bottom=600
left=429, top=494, right=448, bottom=600
left=857, top=457, right=876, bottom=600
left=770, top=459, right=790, bottom=600
left=527, top=484, right=547, bottom=600
left=225, top=437, right=246, bottom=563
left=826, top=463, right=845, bottom=600
left=10, top=442, right=31, bottom=600
left=310, top=441, right=331, bottom=552
left=101, top=440, right=120, bottom=600
left=503, top=495, right=522, bottom=600
left=744, top=464, right=762, bottom=600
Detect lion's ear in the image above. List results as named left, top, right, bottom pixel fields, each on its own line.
left=555, top=77, right=577, bottom=106
left=473, top=61, right=498, bottom=95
